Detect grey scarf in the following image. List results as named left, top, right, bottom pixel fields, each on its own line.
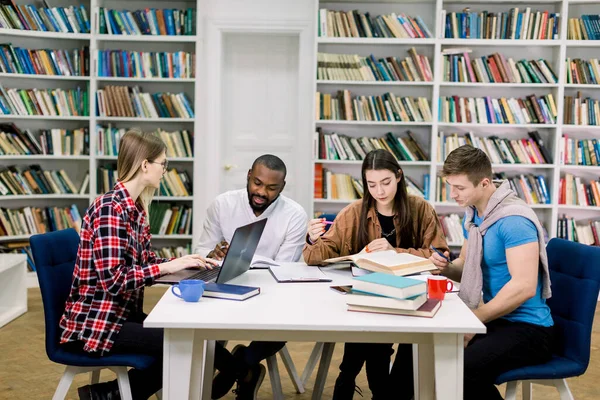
left=459, top=181, right=552, bottom=309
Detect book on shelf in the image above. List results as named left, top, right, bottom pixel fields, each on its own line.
left=96, top=126, right=192, bottom=158
left=0, top=204, right=82, bottom=237
left=0, top=242, right=35, bottom=271
left=203, top=282, right=260, bottom=301
left=0, top=123, right=42, bottom=155
left=442, top=49, right=557, bottom=84
left=563, top=93, right=600, bottom=126
left=0, top=85, right=88, bottom=117
left=318, top=9, right=432, bottom=39
left=438, top=94, right=557, bottom=125
left=559, top=174, right=600, bottom=207
left=0, top=165, right=84, bottom=196
left=438, top=214, right=464, bottom=246
left=0, top=3, right=90, bottom=33
left=557, top=215, right=599, bottom=246
left=314, top=167, right=362, bottom=200
left=155, top=244, right=191, bottom=259
left=314, top=128, right=428, bottom=162
left=98, top=7, right=195, bottom=36
left=348, top=298, right=441, bottom=318
left=324, top=250, right=436, bottom=276
left=96, top=86, right=194, bottom=119
left=559, top=135, right=599, bottom=166
left=316, top=90, right=432, bottom=122
left=565, top=58, right=600, bottom=85
left=97, top=49, right=195, bottom=79
left=149, top=203, right=192, bottom=235
left=443, top=8, right=560, bottom=40
left=97, top=165, right=191, bottom=197
left=567, top=15, right=600, bottom=40
left=317, top=48, right=432, bottom=82
left=438, top=131, right=552, bottom=165
left=495, top=172, right=551, bottom=205
left=0, top=43, right=90, bottom=77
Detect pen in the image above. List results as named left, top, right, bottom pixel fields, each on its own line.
left=322, top=220, right=333, bottom=225
left=430, top=245, right=453, bottom=265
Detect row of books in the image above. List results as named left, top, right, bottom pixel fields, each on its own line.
left=0, top=123, right=89, bottom=156
left=567, top=15, right=600, bottom=40
left=96, top=86, right=194, bottom=119
left=0, top=242, right=35, bottom=271
left=97, top=126, right=193, bottom=158
left=443, top=9, right=560, bottom=40
left=149, top=203, right=192, bottom=235
left=317, top=49, right=432, bottom=82
left=442, top=49, right=557, bottom=84
left=98, top=7, right=195, bottom=36
left=0, top=44, right=89, bottom=77
left=98, top=166, right=192, bottom=197
left=317, top=91, right=432, bottom=123
left=155, top=245, right=191, bottom=259
left=438, top=94, right=557, bottom=125
left=314, top=129, right=428, bottom=162
left=0, top=165, right=83, bottom=196
left=557, top=216, right=600, bottom=246
left=0, top=204, right=82, bottom=237
left=437, top=131, right=552, bottom=165
left=0, top=86, right=88, bottom=117
left=559, top=174, right=600, bottom=207
left=559, top=136, right=599, bottom=166
left=0, top=3, right=90, bottom=33
left=314, top=166, right=362, bottom=200
left=318, top=9, right=432, bottom=39
left=563, top=95, right=600, bottom=126
left=97, top=50, right=195, bottom=79
left=565, top=58, right=600, bottom=85
left=438, top=213, right=464, bottom=245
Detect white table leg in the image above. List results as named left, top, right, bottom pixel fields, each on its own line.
left=189, top=336, right=214, bottom=400
left=163, top=328, right=196, bottom=400
left=416, top=343, right=435, bottom=400
left=433, top=333, right=463, bottom=400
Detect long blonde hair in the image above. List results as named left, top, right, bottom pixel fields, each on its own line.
left=117, top=129, right=166, bottom=213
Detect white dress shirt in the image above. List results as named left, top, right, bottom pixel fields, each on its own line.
left=194, top=189, right=308, bottom=262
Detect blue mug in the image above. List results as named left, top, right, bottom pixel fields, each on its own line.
left=171, top=280, right=205, bottom=302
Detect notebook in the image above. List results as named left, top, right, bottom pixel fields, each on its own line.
left=268, top=263, right=332, bottom=282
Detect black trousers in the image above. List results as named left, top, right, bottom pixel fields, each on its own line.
left=335, top=343, right=414, bottom=400
left=464, top=318, right=554, bottom=400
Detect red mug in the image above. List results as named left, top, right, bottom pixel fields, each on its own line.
left=427, top=276, right=454, bottom=301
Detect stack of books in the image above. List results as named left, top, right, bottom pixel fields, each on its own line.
left=347, top=273, right=441, bottom=317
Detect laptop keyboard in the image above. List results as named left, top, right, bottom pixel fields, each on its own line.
left=184, top=267, right=221, bottom=282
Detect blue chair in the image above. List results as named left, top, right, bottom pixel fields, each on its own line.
left=495, top=238, right=600, bottom=400
left=30, top=228, right=159, bottom=400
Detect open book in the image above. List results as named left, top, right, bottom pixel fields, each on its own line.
left=324, top=250, right=436, bottom=276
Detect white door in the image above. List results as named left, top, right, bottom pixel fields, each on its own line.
left=220, top=33, right=300, bottom=196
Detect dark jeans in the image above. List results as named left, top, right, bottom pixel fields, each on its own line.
left=464, top=318, right=555, bottom=400
left=334, top=343, right=413, bottom=400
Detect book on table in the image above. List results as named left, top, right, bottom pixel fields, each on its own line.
left=352, top=272, right=427, bottom=299
left=346, top=290, right=427, bottom=311
left=348, top=298, right=441, bottom=318
left=203, top=283, right=260, bottom=301
left=323, top=250, right=436, bottom=276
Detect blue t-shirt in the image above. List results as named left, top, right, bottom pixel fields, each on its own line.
left=463, top=210, right=553, bottom=327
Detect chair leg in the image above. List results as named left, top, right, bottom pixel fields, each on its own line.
left=312, top=343, right=335, bottom=400
left=267, top=354, right=284, bottom=400
left=113, top=367, right=133, bottom=400
left=90, top=369, right=101, bottom=384
left=522, top=381, right=532, bottom=400
left=555, top=379, right=574, bottom=400
left=52, top=365, right=78, bottom=400
left=279, top=345, right=305, bottom=393
left=504, top=381, right=518, bottom=400
left=301, top=342, right=325, bottom=386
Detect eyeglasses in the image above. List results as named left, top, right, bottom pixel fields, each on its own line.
left=148, top=159, right=168, bottom=171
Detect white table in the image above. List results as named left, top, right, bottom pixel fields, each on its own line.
left=145, top=269, right=485, bottom=400
left=0, top=254, right=28, bottom=328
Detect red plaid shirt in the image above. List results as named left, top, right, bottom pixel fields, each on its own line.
left=59, top=181, right=166, bottom=354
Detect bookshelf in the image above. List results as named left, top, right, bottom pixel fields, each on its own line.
left=312, top=0, right=600, bottom=248
left=0, top=0, right=202, bottom=286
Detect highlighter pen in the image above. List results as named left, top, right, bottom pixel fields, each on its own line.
left=322, top=221, right=334, bottom=225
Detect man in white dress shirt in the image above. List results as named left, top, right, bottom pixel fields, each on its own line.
left=195, top=154, right=308, bottom=399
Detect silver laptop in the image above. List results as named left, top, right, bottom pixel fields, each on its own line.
left=156, top=219, right=267, bottom=284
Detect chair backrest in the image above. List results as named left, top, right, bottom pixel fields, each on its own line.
left=30, top=228, right=80, bottom=360
left=546, top=238, right=600, bottom=373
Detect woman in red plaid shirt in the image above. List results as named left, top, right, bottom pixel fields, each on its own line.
left=60, top=130, right=217, bottom=400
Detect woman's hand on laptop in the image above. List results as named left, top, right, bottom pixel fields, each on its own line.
left=159, top=255, right=220, bottom=274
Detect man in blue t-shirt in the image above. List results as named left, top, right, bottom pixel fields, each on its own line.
left=430, top=145, right=554, bottom=400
